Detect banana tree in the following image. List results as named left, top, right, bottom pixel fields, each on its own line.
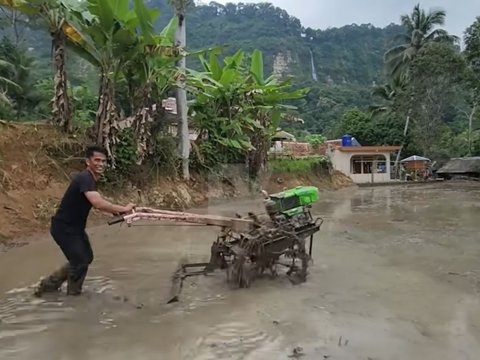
left=245, top=50, right=308, bottom=178
left=120, top=13, right=181, bottom=164
left=64, top=0, right=152, bottom=165
left=0, top=0, right=75, bottom=132
left=186, top=50, right=258, bottom=168
left=126, top=6, right=179, bottom=112
left=187, top=49, right=308, bottom=177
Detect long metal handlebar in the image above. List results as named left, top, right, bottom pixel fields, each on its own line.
left=107, top=207, right=254, bottom=232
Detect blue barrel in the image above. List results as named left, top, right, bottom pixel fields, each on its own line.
left=342, top=134, right=352, bottom=146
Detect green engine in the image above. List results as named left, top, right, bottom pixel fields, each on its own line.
left=264, top=186, right=319, bottom=224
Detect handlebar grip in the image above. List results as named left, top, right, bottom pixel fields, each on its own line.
left=108, top=216, right=125, bottom=225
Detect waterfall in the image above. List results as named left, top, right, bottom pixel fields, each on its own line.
left=309, top=49, right=318, bottom=82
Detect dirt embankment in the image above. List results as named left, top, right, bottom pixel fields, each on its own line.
left=0, top=122, right=353, bottom=245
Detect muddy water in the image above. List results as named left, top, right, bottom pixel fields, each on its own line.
left=1, top=183, right=480, bottom=360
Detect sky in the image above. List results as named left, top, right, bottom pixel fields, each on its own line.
left=208, top=0, right=480, bottom=38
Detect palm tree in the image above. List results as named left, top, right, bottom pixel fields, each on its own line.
left=0, top=58, right=21, bottom=106
left=464, top=17, right=480, bottom=156
left=169, top=0, right=191, bottom=180
left=385, top=3, right=458, bottom=78
left=384, top=3, right=457, bottom=175
left=369, top=74, right=408, bottom=118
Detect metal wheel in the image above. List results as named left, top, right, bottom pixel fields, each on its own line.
left=227, top=250, right=254, bottom=288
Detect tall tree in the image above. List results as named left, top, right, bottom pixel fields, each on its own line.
left=384, top=3, right=457, bottom=173
left=0, top=0, right=74, bottom=132
left=66, top=0, right=181, bottom=166
left=0, top=37, right=37, bottom=119
left=0, top=57, right=21, bottom=105
left=385, top=3, right=457, bottom=78
left=408, top=42, right=466, bottom=156
left=169, top=0, right=191, bottom=180
left=120, top=12, right=180, bottom=164
left=65, top=0, right=147, bottom=165
left=369, top=74, right=408, bottom=118
left=337, top=108, right=376, bottom=145
left=464, top=16, right=480, bottom=155
left=0, top=2, right=28, bottom=45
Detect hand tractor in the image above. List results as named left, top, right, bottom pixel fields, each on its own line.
left=108, top=186, right=323, bottom=303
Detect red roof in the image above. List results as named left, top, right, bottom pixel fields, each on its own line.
left=281, top=142, right=327, bottom=156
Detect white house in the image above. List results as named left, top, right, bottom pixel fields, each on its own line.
left=327, top=142, right=401, bottom=184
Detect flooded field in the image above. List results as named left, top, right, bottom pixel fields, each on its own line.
left=1, top=183, right=479, bottom=360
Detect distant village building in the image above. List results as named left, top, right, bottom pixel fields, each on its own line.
left=268, top=132, right=401, bottom=183
left=270, top=129, right=296, bottom=153
left=437, top=157, right=480, bottom=180
left=268, top=129, right=326, bottom=158
left=326, top=136, right=401, bottom=184
left=400, top=155, right=430, bottom=172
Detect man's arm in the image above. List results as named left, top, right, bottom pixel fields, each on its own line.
left=84, top=191, right=134, bottom=214
left=78, top=171, right=134, bottom=214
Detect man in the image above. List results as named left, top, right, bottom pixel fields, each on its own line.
left=34, top=145, right=135, bottom=297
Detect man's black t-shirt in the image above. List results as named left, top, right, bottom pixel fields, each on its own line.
left=53, top=169, right=97, bottom=231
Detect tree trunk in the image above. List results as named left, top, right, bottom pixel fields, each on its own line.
left=248, top=114, right=270, bottom=179
left=468, top=105, right=477, bottom=156
left=125, top=69, right=136, bottom=117
left=51, top=30, right=72, bottom=133
left=133, top=82, right=155, bottom=164
left=175, top=13, right=190, bottom=180
left=393, top=108, right=411, bottom=178
left=16, top=100, right=22, bottom=121
left=95, top=73, right=120, bottom=167
left=248, top=134, right=269, bottom=179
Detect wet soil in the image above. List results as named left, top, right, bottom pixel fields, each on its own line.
left=0, top=182, right=479, bottom=359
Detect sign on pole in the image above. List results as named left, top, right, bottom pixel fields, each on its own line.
left=162, top=97, right=177, bottom=114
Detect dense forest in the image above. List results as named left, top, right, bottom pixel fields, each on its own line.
left=0, top=0, right=479, bottom=179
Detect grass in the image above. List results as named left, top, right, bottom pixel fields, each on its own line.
left=269, top=156, right=329, bottom=173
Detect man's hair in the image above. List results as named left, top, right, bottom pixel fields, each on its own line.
left=85, top=145, right=107, bottom=159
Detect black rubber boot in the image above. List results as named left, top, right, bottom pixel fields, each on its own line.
left=34, top=263, right=69, bottom=297
left=66, top=268, right=87, bottom=296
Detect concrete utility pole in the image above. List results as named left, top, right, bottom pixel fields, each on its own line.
left=171, top=0, right=190, bottom=180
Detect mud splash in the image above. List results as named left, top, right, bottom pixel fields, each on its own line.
left=0, top=183, right=479, bottom=359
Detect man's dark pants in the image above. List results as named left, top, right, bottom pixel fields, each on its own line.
left=36, top=218, right=93, bottom=295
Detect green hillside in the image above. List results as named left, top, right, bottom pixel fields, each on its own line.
left=151, top=1, right=403, bottom=86
left=0, top=0, right=404, bottom=135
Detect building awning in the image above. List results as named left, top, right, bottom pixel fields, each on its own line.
left=400, top=155, right=431, bottom=162
left=335, top=146, right=401, bottom=152
left=272, top=129, right=296, bottom=141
